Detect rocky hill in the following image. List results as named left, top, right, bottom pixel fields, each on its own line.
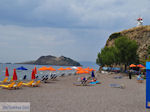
left=105, top=25, right=150, bottom=61
left=18, top=55, right=81, bottom=66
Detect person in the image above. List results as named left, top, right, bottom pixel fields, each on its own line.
left=129, top=70, right=132, bottom=79
left=137, top=74, right=143, bottom=81
left=91, top=70, right=95, bottom=78
left=23, top=75, right=27, bottom=80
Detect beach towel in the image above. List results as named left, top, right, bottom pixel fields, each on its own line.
left=89, top=81, right=100, bottom=84
left=110, top=84, right=125, bottom=89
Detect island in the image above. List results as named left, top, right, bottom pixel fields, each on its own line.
left=17, top=55, right=81, bottom=66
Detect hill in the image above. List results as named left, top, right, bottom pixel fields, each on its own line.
left=105, top=25, right=150, bottom=61
left=17, top=55, right=81, bottom=66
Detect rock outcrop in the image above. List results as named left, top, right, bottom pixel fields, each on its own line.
left=18, top=55, right=81, bottom=66
left=105, top=25, right=150, bottom=60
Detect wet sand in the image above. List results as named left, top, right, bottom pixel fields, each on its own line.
left=0, top=73, right=146, bottom=112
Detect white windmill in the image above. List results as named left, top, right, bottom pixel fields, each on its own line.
left=137, top=17, right=143, bottom=27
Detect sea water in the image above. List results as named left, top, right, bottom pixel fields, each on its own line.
left=0, top=62, right=99, bottom=81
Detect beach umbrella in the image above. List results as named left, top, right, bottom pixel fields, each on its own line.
left=5, top=67, right=9, bottom=77
left=89, top=68, right=96, bottom=71
left=76, top=67, right=83, bottom=71
left=38, top=66, right=49, bottom=71
left=137, top=64, right=145, bottom=68
left=31, top=69, right=35, bottom=80
left=34, top=66, right=37, bottom=74
left=129, top=64, right=136, bottom=67
left=76, top=70, right=89, bottom=74
left=16, top=66, right=28, bottom=70
left=13, top=69, right=18, bottom=81
left=65, top=67, right=72, bottom=70
left=58, top=67, right=66, bottom=71
left=48, top=67, right=56, bottom=71
left=84, top=67, right=90, bottom=71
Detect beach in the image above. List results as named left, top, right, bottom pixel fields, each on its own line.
left=0, top=72, right=145, bottom=112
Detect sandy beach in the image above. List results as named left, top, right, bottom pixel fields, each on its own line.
left=0, top=73, right=146, bottom=112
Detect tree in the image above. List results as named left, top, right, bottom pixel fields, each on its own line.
left=96, top=46, right=117, bottom=66
left=96, top=36, right=139, bottom=71
left=114, top=36, right=139, bottom=71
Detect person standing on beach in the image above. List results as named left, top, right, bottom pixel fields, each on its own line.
left=129, top=70, right=132, bottom=79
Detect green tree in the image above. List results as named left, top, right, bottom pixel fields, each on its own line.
left=114, top=36, right=139, bottom=71
left=96, top=46, right=117, bottom=66
left=96, top=36, right=139, bottom=71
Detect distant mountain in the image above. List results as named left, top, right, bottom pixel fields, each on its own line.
left=17, top=55, right=81, bottom=66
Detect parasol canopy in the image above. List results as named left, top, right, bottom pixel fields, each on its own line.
left=58, top=67, right=66, bottom=71
left=137, top=64, right=145, bottom=68
left=5, top=67, right=9, bottom=77
left=31, top=69, right=35, bottom=80
left=13, top=69, right=18, bottom=81
left=16, top=66, right=28, bottom=70
left=129, top=64, right=136, bottom=67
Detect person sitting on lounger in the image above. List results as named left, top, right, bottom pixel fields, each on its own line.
left=137, top=74, right=143, bottom=82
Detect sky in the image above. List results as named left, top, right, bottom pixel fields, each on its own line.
left=0, top=0, right=150, bottom=63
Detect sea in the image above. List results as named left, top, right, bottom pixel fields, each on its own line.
left=0, top=62, right=99, bottom=81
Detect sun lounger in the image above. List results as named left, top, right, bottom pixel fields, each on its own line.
left=110, top=84, right=125, bottom=89
left=114, top=76, right=123, bottom=79
left=0, top=77, right=8, bottom=83
left=41, top=75, right=49, bottom=83
left=73, top=80, right=88, bottom=86
left=22, top=80, right=34, bottom=86
left=32, top=80, right=41, bottom=87
left=13, top=81, right=23, bottom=89
left=0, top=82, right=15, bottom=89
left=50, top=74, right=57, bottom=80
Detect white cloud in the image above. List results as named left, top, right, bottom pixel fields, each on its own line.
left=0, top=0, right=150, bottom=62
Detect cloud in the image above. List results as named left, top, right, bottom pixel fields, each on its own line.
left=0, top=0, right=150, bottom=62
left=0, top=0, right=150, bottom=28
left=0, top=24, right=109, bottom=62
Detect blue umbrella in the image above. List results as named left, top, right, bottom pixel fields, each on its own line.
left=16, top=66, right=28, bottom=70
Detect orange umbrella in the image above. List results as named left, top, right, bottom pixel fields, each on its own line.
left=76, top=67, right=83, bottom=71
left=31, top=69, right=35, bottom=80
left=137, top=64, right=145, bottom=68
left=47, top=67, right=56, bottom=71
left=65, top=67, right=72, bottom=70
left=84, top=67, right=90, bottom=71
left=76, top=70, right=89, bottom=74
left=13, top=69, right=17, bottom=81
left=38, top=66, right=49, bottom=71
left=89, top=68, right=96, bottom=71
left=5, top=67, right=9, bottom=77
left=129, top=64, right=136, bottom=67
left=58, top=67, right=66, bottom=71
